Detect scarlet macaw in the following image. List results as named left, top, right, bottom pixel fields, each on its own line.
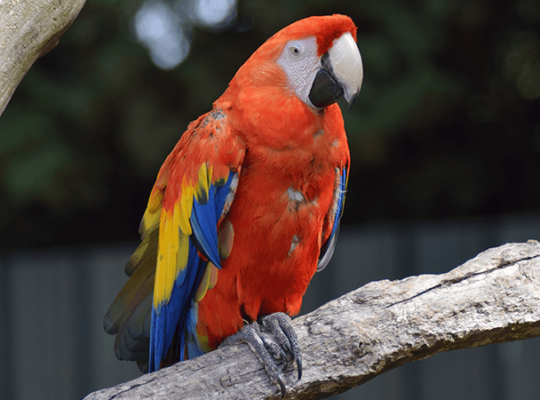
left=104, top=14, right=363, bottom=395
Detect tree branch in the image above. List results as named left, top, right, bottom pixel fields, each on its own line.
left=0, top=0, right=86, bottom=115
left=84, top=241, right=540, bottom=400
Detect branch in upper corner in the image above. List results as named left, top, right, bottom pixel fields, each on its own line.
left=0, top=0, right=87, bottom=115
left=83, top=241, right=540, bottom=400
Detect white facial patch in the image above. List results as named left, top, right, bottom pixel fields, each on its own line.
left=276, top=37, right=321, bottom=108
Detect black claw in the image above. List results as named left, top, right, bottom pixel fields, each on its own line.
left=277, top=375, right=286, bottom=399
left=297, top=357, right=302, bottom=381
left=284, top=341, right=293, bottom=356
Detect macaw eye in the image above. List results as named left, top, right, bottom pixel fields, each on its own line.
left=289, top=44, right=302, bottom=57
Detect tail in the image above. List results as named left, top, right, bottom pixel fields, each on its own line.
left=103, top=230, right=158, bottom=372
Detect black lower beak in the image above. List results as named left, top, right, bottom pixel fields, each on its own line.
left=308, top=69, right=344, bottom=109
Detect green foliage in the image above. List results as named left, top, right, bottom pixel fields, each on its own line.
left=0, top=0, right=539, bottom=248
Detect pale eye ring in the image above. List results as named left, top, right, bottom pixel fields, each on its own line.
left=289, top=45, right=302, bottom=57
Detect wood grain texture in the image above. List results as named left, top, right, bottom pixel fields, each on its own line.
left=0, top=0, right=86, bottom=114
left=84, top=241, right=540, bottom=400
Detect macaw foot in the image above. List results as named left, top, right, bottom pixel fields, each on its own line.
left=220, top=312, right=302, bottom=398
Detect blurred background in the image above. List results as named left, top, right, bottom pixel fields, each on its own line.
left=1, top=0, right=540, bottom=399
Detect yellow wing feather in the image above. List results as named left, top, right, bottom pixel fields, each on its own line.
left=179, top=178, right=193, bottom=235
left=154, top=163, right=214, bottom=310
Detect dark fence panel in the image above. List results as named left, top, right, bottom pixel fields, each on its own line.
left=1, top=213, right=539, bottom=400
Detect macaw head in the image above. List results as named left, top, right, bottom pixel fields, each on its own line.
left=275, top=15, right=363, bottom=111
left=230, top=14, right=363, bottom=113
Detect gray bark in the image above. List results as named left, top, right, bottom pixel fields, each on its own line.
left=0, top=0, right=86, bottom=115
left=84, top=241, right=540, bottom=400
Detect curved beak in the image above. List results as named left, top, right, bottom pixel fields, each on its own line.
left=308, top=32, right=363, bottom=111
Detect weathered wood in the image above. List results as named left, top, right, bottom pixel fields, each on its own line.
left=0, top=0, right=86, bottom=115
left=83, top=241, right=540, bottom=400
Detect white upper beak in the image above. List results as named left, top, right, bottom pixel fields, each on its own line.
left=327, top=32, right=363, bottom=104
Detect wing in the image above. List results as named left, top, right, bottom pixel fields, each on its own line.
left=103, top=109, right=245, bottom=373
left=317, top=165, right=348, bottom=272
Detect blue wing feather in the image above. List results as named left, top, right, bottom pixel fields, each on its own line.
left=190, top=172, right=235, bottom=269
left=149, top=171, right=235, bottom=372
left=190, top=185, right=221, bottom=269
left=318, top=167, right=347, bottom=271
